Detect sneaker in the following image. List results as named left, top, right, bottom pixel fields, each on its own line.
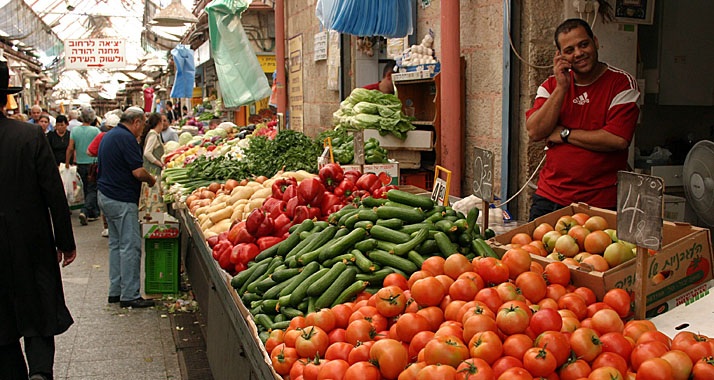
left=79, top=213, right=87, bottom=225
left=119, top=298, right=155, bottom=308
left=101, top=228, right=109, bottom=237
left=108, top=296, right=120, bottom=303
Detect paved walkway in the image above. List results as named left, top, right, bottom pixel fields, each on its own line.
left=51, top=212, right=181, bottom=379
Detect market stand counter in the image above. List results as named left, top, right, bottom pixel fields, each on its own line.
left=176, top=208, right=281, bottom=380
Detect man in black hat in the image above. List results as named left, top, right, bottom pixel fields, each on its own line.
left=0, top=60, right=77, bottom=380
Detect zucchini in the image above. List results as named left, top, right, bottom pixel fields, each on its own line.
left=375, top=240, right=397, bottom=252
left=417, top=239, right=440, bottom=255
left=407, top=250, right=426, bottom=268
left=356, top=267, right=395, bottom=282
left=483, top=228, right=496, bottom=240
left=355, top=209, right=378, bottom=222
left=434, top=231, right=459, bottom=257
left=368, top=250, right=418, bottom=274
left=392, top=228, right=429, bottom=256
left=272, top=321, right=291, bottom=330
left=425, top=205, right=446, bottom=217
left=263, top=276, right=299, bottom=300
left=344, top=214, right=360, bottom=230
left=338, top=209, right=360, bottom=227
left=274, top=313, right=287, bottom=323
left=319, top=228, right=367, bottom=262
left=334, top=227, right=350, bottom=239
left=278, top=219, right=315, bottom=256
left=332, top=280, right=369, bottom=307
left=286, top=232, right=318, bottom=260
left=328, top=204, right=356, bottom=224
left=281, top=307, right=304, bottom=319
left=308, top=262, right=347, bottom=297
left=254, top=240, right=282, bottom=262
left=376, top=218, right=404, bottom=229
left=369, top=225, right=411, bottom=244
left=307, top=297, right=317, bottom=314
left=384, top=201, right=414, bottom=209
left=241, top=292, right=261, bottom=304
left=289, top=267, right=329, bottom=306
left=354, top=239, right=378, bottom=252
left=279, top=261, right=321, bottom=297
left=354, top=220, right=374, bottom=230
left=399, top=222, right=433, bottom=235
left=323, top=253, right=356, bottom=267
left=376, top=206, right=425, bottom=224
left=361, top=197, right=387, bottom=208
left=315, top=267, right=357, bottom=309
left=387, top=189, right=435, bottom=210
left=253, top=276, right=278, bottom=293
left=473, top=238, right=499, bottom=258
left=458, top=232, right=473, bottom=247
left=261, top=299, right=279, bottom=313
left=352, top=249, right=376, bottom=273
left=271, top=268, right=301, bottom=283
left=453, top=219, right=469, bottom=233
left=255, top=314, right=274, bottom=330
left=231, top=262, right=260, bottom=290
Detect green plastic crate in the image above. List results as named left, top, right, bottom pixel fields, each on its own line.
left=144, top=238, right=179, bottom=294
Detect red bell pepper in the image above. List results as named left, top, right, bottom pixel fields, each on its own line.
left=318, top=163, right=344, bottom=190
left=286, top=196, right=300, bottom=219
left=344, top=170, right=361, bottom=184
left=326, top=204, right=343, bottom=216
left=206, top=235, right=219, bottom=248
left=321, top=192, right=342, bottom=216
left=245, top=209, right=265, bottom=235
left=230, top=245, right=242, bottom=265
left=356, top=173, right=382, bottom=194
left=294, top=205, right=311, bottom=224
left=256, top=216, right=275, bottom=237
left=242, top=243, right=260, bottom=262
left=212, top=240, right=232, bottom=261
left=218, top=231, right=229, bottom=242
left=263, top=198, right=286, bottom=219
left=232, top=227, right=254, bottom=245
left=297, top=178, right=326, bottom=207
left=308, top=206, right=322, bottom=220
left=334, top=179, right=357, bottom=199
left=257, top=236, right=283, bottom=252
left=372, top=186, right=388, bottom=199
left=273, top=214, right=292, bottom=236
left=234, top=262, right=247, bottom=273
left=272, top=178, right=297, bottom=200
left=282, top=184, right=298, bottom=203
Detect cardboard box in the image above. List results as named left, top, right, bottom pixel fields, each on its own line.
left=363, top=162, right=399, bottom=186
left=141, top=212, right=180, bottom=239
left=388, top=150, right=421, bottom=169
left=363, top=129, right=434, bottom=151
left=490, top=203, right=714, bottom=315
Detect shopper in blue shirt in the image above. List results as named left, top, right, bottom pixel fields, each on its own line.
left=97, top=107, right=157, bottom=308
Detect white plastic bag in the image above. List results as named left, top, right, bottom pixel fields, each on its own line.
left=59, top=165, right=84, bottom=207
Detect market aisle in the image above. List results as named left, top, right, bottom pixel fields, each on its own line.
left=51, top=213, right=181, bottom=380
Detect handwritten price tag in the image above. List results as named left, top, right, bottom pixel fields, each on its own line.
left=431, top=166, right=452, bottom=206
left=473, top=147, right=494, bottom=202
left=616, top=171, right=665, bottom=251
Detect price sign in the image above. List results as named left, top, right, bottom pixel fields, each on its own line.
left=317, top=137, right=334, bottom=169
left=431, top=166, right=452, bottom=206
left=472, top=147, right=494, bottom=203
left=616, top=171, right=665, bottom=251
left=353, top=131, right=365, bottom=165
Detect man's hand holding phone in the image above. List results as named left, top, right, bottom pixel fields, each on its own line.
left=553, top=52, right=572, bottom=90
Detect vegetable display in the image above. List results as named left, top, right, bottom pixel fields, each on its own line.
left=316, top=129, right=390, bottom=165
left=333, top=88, right=415, bottom=140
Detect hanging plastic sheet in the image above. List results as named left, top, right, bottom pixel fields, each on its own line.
left=318, top=0, right=412, bottom=38
left=170, top=45, right=196, bottom=98
left=206, top=0, right=272, bottom=108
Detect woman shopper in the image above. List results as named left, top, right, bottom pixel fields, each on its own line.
left=65, top=107, right=101, bottom=225
left=138, top=113, right=166, bottom=213
left=46, top=115, right=70, bottom=165
left=37, top=115, right=51, bottom=134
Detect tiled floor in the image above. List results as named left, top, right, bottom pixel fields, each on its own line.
left=48, top=212, right=181, bottom=380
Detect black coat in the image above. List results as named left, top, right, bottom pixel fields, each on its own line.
left=0, top=114, right=75, bottom=344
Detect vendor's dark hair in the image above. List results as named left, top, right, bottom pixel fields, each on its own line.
left=140, top=112, right=162, bottom=148
left=382, top=60, right=396, bottom=78
left=56, top=115, right=68, bottom=124
left=554, top=18, right=594, bottom=50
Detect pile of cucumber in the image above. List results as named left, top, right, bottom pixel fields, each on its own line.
left=229, top=189, right=498, bottom=338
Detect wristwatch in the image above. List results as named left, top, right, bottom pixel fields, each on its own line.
left=560, top=128, right=571, bottom=143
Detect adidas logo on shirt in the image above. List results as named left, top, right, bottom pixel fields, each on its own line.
left=573, top=92, right=590, bottom=105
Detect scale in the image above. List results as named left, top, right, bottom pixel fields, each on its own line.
left=683, top=140, right=714, bottom=229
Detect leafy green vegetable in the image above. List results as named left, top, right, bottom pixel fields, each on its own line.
left=333, top=88, right=415, bottom=140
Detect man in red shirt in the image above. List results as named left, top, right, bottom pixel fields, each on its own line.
left=363, top=60, right=396, bottom=94
left=526, top=18, right=640, bottom=220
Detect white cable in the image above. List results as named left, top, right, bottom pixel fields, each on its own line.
left=496, top=148, right=548, bottom=208
left=504, top=0, right=552, bottom=70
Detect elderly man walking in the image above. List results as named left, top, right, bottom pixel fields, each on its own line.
left=97, top=107, right=157, bottom=308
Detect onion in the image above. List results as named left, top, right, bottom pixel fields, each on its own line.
left=225, top=179, right=239, bottom=192
left=255, top=176, right=268, bottom=184
left=239, top=179, right=249, bottom=186
left=201, top=190, right=216, bottom=200
left=186, top=195, right=198, bottom=208
left=208, top=183, right=222, bottom=193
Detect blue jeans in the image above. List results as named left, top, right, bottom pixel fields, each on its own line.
left=98, top=191, right=141, bottom=301
left=77, top=164, right=100, bottom=218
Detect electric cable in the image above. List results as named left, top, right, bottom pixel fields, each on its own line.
left=504, top=0, right=552, bottom=69
left=496, top=147, right=548, bottom=208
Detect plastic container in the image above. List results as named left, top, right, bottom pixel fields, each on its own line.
left=144, top=237, right=179, bottom=294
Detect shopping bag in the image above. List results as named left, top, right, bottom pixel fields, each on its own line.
left=59, top=165, right=84, bottom=207
left=206, top=0, right=272, bottom=108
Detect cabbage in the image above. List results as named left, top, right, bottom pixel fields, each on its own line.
left=179, top=132, right=193, bottom=145
left=164, top=141, right=180, bottom=153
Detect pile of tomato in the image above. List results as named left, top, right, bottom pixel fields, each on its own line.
left=265, top=252, right=714, bottom=380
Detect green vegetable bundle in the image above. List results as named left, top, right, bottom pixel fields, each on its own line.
left=334, top=88, right=416, bottom=140
left=229, top=189, right=497, bottom=333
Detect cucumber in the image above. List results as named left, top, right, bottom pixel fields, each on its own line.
left=286, top=232, right=318, bottom=260
left=279, top=261, right=321, bottom=297
left=297, top=300, right=308, bottom=312
left=425, top=212, right=445, bottom=224
left=385, top=266, right=407, bottom=278
left=271, top=268, right=301, bottom=283
left=261, top=299, right=279, bottom=313
left=473, top=238, right=499, bottom=258
left=263, top=276, right=299, bottom=300
left=364, top=287, right=381, bottom=295
left=274, top=313, right=287, bottom=323
left=288, top=224, right=299, bottom=234
left=352, top=249, right=376, bottom=273
left=338, top=209, right=360, bottom=227
left=308, top=262, right=347, bottom=297
left=239, top=258, right=276, bottom=294
left=386, top=189, right=435, bottom=210
left=259, top=331, right=270, bottom=343
left=300, top=231, right=313, bottom=240
left=281, top=307, right=304, bottom=319
left=456, top=211, right=466, bottom=219
left=356, top=267, right=394, bottom=282
left=277, top=219, right=314, bottom=256
left=418, top=239, right=440, bottom=255
left=355, top=209, right=378, bottom=222
left=289, top=267, right=329, bottom=306
left=354, top=220, right=374, bottom=230
left=453, top=219, right=469, bottom=233
left=483, top=228, right=496, bottom=240
left=369, top=225, right=411, bottom=244
left=376, top=240, right=397, bottom=252
left=407, top=250, right=426, bottom=268
left=376, top=206, right=425, bottom=224
left=272, top=321, right=290, bottom=330
left=459, top=246, right=472, bottom=256
left=286, top=256, right=299, bottom=268
left=307, top=297, right=317, bottom=314
left=465, top=253, right=476, bottom=260
left=231, top=262, right=260, bottom=290
left=376, top=218, right=404, bottom=229
left=458, top=232, right=473, bottom=247
left=241, top=292, right=261, bottom=304
left=444, top=215, right=458, bottom=222
left=295, top=226, right=338, bottom=263
left=328, top=204, right=356, bottom=224
left=334, top=227, right=350, bottom=239
left=425, top=205, right=446, bottom=217
left=344, top=214, right=360, bottom=230
left=319, top=228, right=367, bottom=262
left=354, top=238, right=378, bottom=252
left=331, top=280, right=369, bottom=307
left=315, top=267, right=357, bottom=309
left=253, top=276, right=278, bottom=293
left=368, top=250, right=418, bottom=274
left=444, top=209, right=457, bottom=217
left=384, top=201, right=414, bottom=209
left=323, top=253, right=356, bottom=267
left=434, top=231, right=459, bottom=257
left=361, top=197, right=387, bottom=208
left=309, top=225, right=323, bottom=234
left=314, top=221, right=330, bottom=229
left=466, top=207, right=479, bottom=233
left=399, top=222, right=433, bottom=235
left=255, top=314, right=273, bottom=330
left=254, top=240, right=282, bottom=262
left=393, top=228, right=430, bottom=256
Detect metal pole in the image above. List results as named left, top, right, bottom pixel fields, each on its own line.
left=275, top=0, right=287, bottom=115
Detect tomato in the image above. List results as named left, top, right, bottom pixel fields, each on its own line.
left=539, top=297, right=560, bottom=310
left=355, top=292, right=372, bottom=303
left=289, top=316, right=307, bottom=331
left=444, top=253, right=472, bottom=280
left=502, top=248, right=532, bottom=279
left=544, top=262, right=571, bottom=286
left=571, top=287, right=595, bottom=306
left=317, top=359, right=350, bottom=380
left=535, top=331, right=571, bottom=367
left=499, top=300, right=533, bottom=317
left=352, top=300, right=369, bottom=312
left=588, top=366, right=623, bottom=380
left=461, top=304, right=496, bottom=325
left=469, top=331, right=503, bottom=364
left=295, top=326, right=330, bottom=358
left=534, top=223, right=555, bottom=241
left=375, top=286, right=407, bottom=317
left=672, top=331, right=713, bottom=362
left=590, top=309, right=624, bottom=335
left=531, top=308, right=563, bottom=336
left=630, top=341, right=669, bottom=371
left=692, top=356, right=714, bottom=380
left=477, top=257, right=510, bottom=285
left=496, top=304, right=530, bottom=335
left=503, top=334, right=534, bottom=361
left=417, top=364, right=458, bottom=380
left=603, top=289, right=631, bottom=318
left=463, top=313, right=498, bottom=343
left=436, top=275, right=456, bottom=292
left=623, top=321, right=652, bottom=343
left=412, top=277, right=446, bottom=307
left=635, top=358, right=672, bottom=380
left=558, top=293, right=588, bottom=321
left=325, top=342, right=354, bottom=361
left=370, top=339, right=409, bottom=380
left=492, top=356, right=523, bottom=378
left=347, top=341, right=374, bottom=364
left=399, top=362, right=427, bottom=380
left=332, top=304, right=353, bottom=329
left=476, top=288, right=504, bottom=313
left=271, top=344, right=299, bottom=375
left=396, top=313, right=431, bottom=343
left=422, top=256, right=446, bottom=276
left=591, top=352, right=627, bottom=377
left=561, top=317, right=581, bottom=333
left=459, top=271, right=485, bottom=285
left=524, top=346, right=558, bottom=377
left=424, top=335, right=470, bottom=367
left=350, top=306, right=388, bottom=332
left=497, top=367, right=533, bottom=380
left=409, top=270, right=434, bottom=289
left=586, top=303, right=613, bottom=318
left=345, top=319, right=378, bottom=345
left=599, top=333, right=633, bottom=362
left=307, top=308, right=337, bottom=333
left=660, top=350, right=693, bottom=380
left=450, top=277, right=480, bottom=301
left=384, top=273, right=409, bottom=291
left=454, top=358, right=495, bottom=380
left=344, top=361, right=381, bottom=380
left=265, top=329, right=285, bottom=354
left=516, top=271, right=547, bottom=303
left=435, top=324, right=464, bottom=342
left=329, top=328, right=347, bottom=344
left=559, top=358, right=591, bottom=380
left=291, top=359, right=309, bottom=380
left=409, top=331, right=435, bottom=360
left=570, top=328, right=603, bottom=362
left=444, top=300, right=467, bottom=322
left=285, top=328, right=304, bottom=348
left=417, top=306, right=445, bottom=332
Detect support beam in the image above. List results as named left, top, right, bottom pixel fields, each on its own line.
left=440, top=0, right=462, bottom=195
left=274, top=0, right=287, bottom=115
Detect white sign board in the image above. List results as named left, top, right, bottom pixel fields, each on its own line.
left=431, top=177, right=448, bottom=206
left=194, top=41, right=211, bottom=68
left=314, top=31, right=328, bottom=62
left=65, top=39, right=126, bottom=69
